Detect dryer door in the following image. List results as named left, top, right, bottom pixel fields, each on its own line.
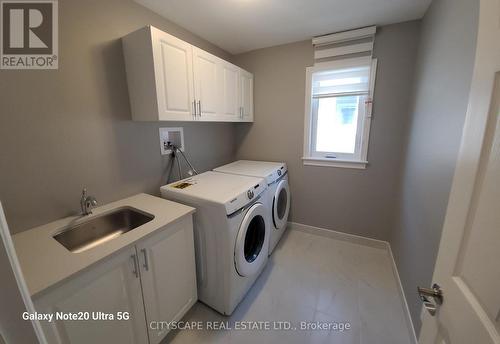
left=234, top=202, right=268, bottom=277
left=273, top=179, right=290, bottom=230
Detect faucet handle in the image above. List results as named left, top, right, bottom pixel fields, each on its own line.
left=82, top=188, right=87, bottom=197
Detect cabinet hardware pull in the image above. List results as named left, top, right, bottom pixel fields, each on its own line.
left=192, top=101, right=196, bottom=117
left=197, top=100, right=202, bottom=116
left=141, top=248, right=149, bottom=271
left=131, top=254, right=139, bottom=278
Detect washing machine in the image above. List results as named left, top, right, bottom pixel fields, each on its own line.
left=160, top=171, right=270, bottom=315
left=213, top=160, right=290, bottom=255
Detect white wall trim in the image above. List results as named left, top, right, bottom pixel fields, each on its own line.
left=314, top=42, right=374, bottom=59
left=302, top=157, right=368, bottom=169
left=288, top=221, right=417, bottom=344
left=313, top=26, right=377, bottom=46
left=289, top=221, right=388, bottom=250
left=386, top=242, right=419, bottom=344
left=0, top=202, right=47, bottom=343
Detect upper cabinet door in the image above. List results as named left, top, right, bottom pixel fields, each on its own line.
left=221, top=62, right=241, bottom=120
left=152, top=28, right=196, bottom=121
left=34, top=246, right=148, bottom=344
left=192, top=47, right=221, bottom=121
left=137, top=216, right=197, bottom=344
left=239, top=70, right=254, bottom=122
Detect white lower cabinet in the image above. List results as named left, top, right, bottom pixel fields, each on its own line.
left=34, top=215, right=196, bottom=344
left=138, top=217, right=197, bottom=344
left=34, top=246, right=148, bottom=344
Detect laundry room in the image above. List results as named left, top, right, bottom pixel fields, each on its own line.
left=1, top=0, right=499, bottom=343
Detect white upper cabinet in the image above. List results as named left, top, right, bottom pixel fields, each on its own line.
left=239, top=69, right=254, bottom=122
left=193, top=47, right=222, bottom=121
left=222, top=62, right=241, bottom=120
left=152, top=28, right=195, bottom=121
left=122, top=26, right=253, bottom=122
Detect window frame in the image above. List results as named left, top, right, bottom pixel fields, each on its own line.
left=303, top=58, right=378, bottom=169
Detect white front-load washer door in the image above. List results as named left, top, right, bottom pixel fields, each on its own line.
left=234, top=202, right=268, bottom=277
left=272, top=178, right=290, bottom=230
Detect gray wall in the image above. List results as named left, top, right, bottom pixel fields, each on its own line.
left=0, top=0, right=236, bottom=234
left=233, top=21, right=421, bottom=241
left=390, top=0, right=479, bottom=334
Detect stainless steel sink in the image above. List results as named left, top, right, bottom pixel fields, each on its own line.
left=53, top=208, right=154, bottom=253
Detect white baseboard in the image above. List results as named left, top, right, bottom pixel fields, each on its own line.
left=288, top=221, right=417, bottom=344
left=386, top=243, right=418, bottom=344
left=288, top=221, right=388, bottom=249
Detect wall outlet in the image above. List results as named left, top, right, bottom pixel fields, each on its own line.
left=159, top=127, right=184, bottom=155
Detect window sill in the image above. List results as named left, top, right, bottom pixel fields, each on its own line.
left=302, top=157, right=368, bottom=169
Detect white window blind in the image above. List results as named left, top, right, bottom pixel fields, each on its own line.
left=312, top=26, right=376, bottom=64
left=312, top=64, right=371, bottom=97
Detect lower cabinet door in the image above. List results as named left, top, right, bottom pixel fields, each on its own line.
left=137, top=216, right=197, bottom=344
left=34, top=246, right=148, bottom=344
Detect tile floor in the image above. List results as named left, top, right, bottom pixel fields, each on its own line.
left=164, top=229, right=413, bottom=344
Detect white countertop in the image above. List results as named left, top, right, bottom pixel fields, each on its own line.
left=13, top=193, right=195, bottom=297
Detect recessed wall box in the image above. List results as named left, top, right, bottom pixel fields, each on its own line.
left=159, top=127, right=184, bottom=155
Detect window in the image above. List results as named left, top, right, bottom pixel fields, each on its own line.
left=303, top=58, right=377, bottom=169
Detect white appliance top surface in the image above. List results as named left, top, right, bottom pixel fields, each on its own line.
left=214, top=160, right=287, bottom=179
left=161, top=171, right=265, bottom=205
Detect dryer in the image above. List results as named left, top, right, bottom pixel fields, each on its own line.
left=160, top=171, right=269, bottom=315
left=213, top=160, right=290, bottom=254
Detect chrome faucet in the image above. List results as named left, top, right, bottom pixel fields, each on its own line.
left=80, top=188, right=97, bottom=215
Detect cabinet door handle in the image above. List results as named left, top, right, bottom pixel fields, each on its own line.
left=141, top=248, right=149, bottom=271
left=131, top=254, right=139, bottom=278
left=197, top=100, right=201, bottom=117
left=192, top=101, right=197, bottom=117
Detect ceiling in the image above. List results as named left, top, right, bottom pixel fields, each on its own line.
left=135, top=0, right=432, bottom=55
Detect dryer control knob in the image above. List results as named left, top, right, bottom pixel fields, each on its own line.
left=277, top=170, right=282, bottom=176
left=247, top=190, right=254, bottom=199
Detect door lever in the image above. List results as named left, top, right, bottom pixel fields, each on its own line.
left=418, top=283, right=443, bottom=316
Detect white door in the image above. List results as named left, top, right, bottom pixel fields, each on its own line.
left=419, top=1, right=500, bottom=343
left=152, top=28, right=195, bottom=121
left=136, top=216, right=197, bottom=344
left=193, top=47, right=221, bottom=121
left=221, top=62, right=241, bottom=120
left=239, top=70, right=254, bottom=121
left=34, top=247, right=148, bottom=344
left=234, top=202, right=269, bottom=277
left=272, top=178, right=290, bottom=230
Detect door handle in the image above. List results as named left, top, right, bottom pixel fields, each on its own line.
left=141, top=248, right=149, bottom=271
left=197, top=100, right=201, bottom=116
left=192, top=100, right=197, bottom=117
left=131, top=254, right=139, bottom=278
left=418, top=283, right=443, bottom=316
